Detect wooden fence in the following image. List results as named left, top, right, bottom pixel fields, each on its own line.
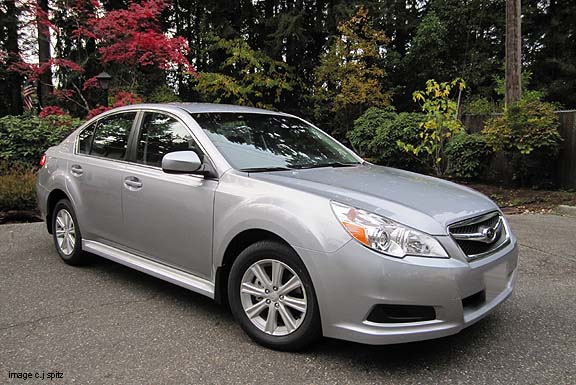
left=462, top=111, right=576, bottom=189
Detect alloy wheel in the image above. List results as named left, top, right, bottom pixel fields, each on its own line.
left=55, top=208, right=76, bottom=255
left=240, top=259, right=307, bottom=336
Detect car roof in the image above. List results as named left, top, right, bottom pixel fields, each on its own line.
left=106, top=103, right=295, bottom=117
left=173, top=102, right=287, bottom=115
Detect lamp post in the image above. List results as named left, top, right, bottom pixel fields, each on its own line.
left=95, top=71, right=112, bottom=107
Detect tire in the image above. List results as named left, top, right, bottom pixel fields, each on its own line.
left=52, top=199, right=85, bottom=266
left=228, top=240, right=321, bottom=351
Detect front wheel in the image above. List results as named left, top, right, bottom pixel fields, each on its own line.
left=228, top=241, right=321, bottom=351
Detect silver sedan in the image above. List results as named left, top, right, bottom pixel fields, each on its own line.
left=36, top=103, right=518, bottom=350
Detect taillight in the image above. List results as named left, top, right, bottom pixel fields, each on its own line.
left=39, top=153, right=47, bottom=167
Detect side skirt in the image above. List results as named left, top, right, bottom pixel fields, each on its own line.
left=83, top=240, right=215, bottom=299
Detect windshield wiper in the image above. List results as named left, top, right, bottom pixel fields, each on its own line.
left=240, top=166, right=293, bottom=173
left=291, top=162, right=360, bottom=169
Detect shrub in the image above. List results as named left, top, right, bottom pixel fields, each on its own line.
left=482, top=94, right=562, bottom=186
left=87, top=90, right=144, bottom=120
left=86, top=105, right=111, bottom=120
left=398, top=78, right=466, bottom=176
left=0, top=163, right=37, bottom=211
left=112, top=90, right=144, bottom=106
left=39, top=106, right=67, bottom=118
left=0, top=114, right=82, bottom=167
left=445, top=133, right=493, bottom=179
left=348, top=107, right=425, bottom=170
left=348, top=107, right=394, bottom=157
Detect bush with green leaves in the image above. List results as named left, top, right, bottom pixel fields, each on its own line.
left=445, top=133, right=493, bottom=179
left=482, top=93, right=562, bottom=186
left=398, top=78, right=466, bottom=176
left=0, top=162, right=37, bottom=212
left=348, top=107, right=425, bottom=170
left=0, top=114, right=82, bottom=167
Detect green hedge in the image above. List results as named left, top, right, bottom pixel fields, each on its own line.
left=0, top=114, right=82, bottom=212
left=0, top=114, right=82, bottom=168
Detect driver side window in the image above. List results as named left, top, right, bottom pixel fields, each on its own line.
left=136, top=112, right=201, bottom=167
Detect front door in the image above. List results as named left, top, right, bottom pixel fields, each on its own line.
left=121, top=111, right=217, bottom=279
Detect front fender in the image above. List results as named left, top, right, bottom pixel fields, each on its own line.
left=212, top=172, right=351, bottom=268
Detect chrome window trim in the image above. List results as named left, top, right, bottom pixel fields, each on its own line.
left=73, top=108, right=218, bottom=180
left=73, top=109, right=140, bottom=157
left=122, top=160, right=212, bottom=182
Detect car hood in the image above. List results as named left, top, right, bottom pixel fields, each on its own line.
left=248, top=164, right=498, bottom=235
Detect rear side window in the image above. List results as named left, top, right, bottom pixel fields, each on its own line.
left=136, top=112, right=200, bottom=167
left=90, top=112, right=136, bottom=160
left=77, top=123, right=96, bottom=154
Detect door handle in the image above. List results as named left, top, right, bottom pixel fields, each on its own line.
left=124, top=176, right=142, bottom=190
left=70, top=164, right=83, bottom=176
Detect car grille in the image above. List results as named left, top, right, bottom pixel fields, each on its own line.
left=448, top=212, right=509, bottom=260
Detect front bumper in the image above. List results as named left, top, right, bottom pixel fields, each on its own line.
left=295, top=235, right=518, bottom=345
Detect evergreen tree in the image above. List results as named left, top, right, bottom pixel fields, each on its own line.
left=313, top=6, right=391, bottom=137
left=0, top=0, right=23, bottom=115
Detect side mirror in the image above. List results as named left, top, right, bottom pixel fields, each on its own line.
left=161, top=151, right=202, bottom=174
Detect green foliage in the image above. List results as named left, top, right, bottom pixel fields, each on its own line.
left=483, top=95, right=561, bottom=156
left=5, top=0, right=576, bottom=123
left=148, top=85, right=182, bottom=103
left=523, top=0, right=576, bottom=108
left=0, top=114, right=81, bottom=167
left=313, top=6, right=391, bottom=137
left=493, top=71, right=534, bottom=98
left=348, top=107, right=425, bottom=170
left=464, top=97, right=500, bottom=115
left=402, top=11, right=449, bottom=91
left=399, top=78, right=466, bottom=176
left=0, top=162, right=37, bottom=211
left=194, top=37, right=295, bottom=109
left=482, top=94, right=562, bottom=186
left=445, top=133, right=493, bottom=179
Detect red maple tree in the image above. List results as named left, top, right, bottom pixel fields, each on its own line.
left=11, top=0, right=194, bottom=117
left=87, top=0, right=193, bottom=72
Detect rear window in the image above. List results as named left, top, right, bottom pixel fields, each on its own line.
left=77, top=123, right=96, bottom=154
left=90, top=112, right=136, bottom=160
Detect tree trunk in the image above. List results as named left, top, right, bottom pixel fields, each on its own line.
left=4, top=0, right=23, bottom=115
left=37, top=0, right=54, bottom=108
left=505, top=0, right=521, bottom=106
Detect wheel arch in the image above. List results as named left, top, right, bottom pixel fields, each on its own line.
left=45, top=189, right=70, bottom=234
left=214, top=228, right=292, bottom=305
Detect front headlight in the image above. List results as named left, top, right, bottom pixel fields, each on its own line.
left=330, top=201, right=448, bottom=258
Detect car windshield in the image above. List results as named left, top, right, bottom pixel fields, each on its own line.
left=191, top=112, right=361, bottom=171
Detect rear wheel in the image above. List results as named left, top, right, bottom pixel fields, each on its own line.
left=52, top=199, right=85, bottom=265
left=228, top=240, right=321, bottom=351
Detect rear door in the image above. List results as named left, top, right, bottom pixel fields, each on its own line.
left=67, top=111, right=137, bottom=244
left=120, top=111, right=217, bottom=279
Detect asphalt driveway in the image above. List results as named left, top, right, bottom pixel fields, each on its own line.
left=1, top=215, right=575, bottom=384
